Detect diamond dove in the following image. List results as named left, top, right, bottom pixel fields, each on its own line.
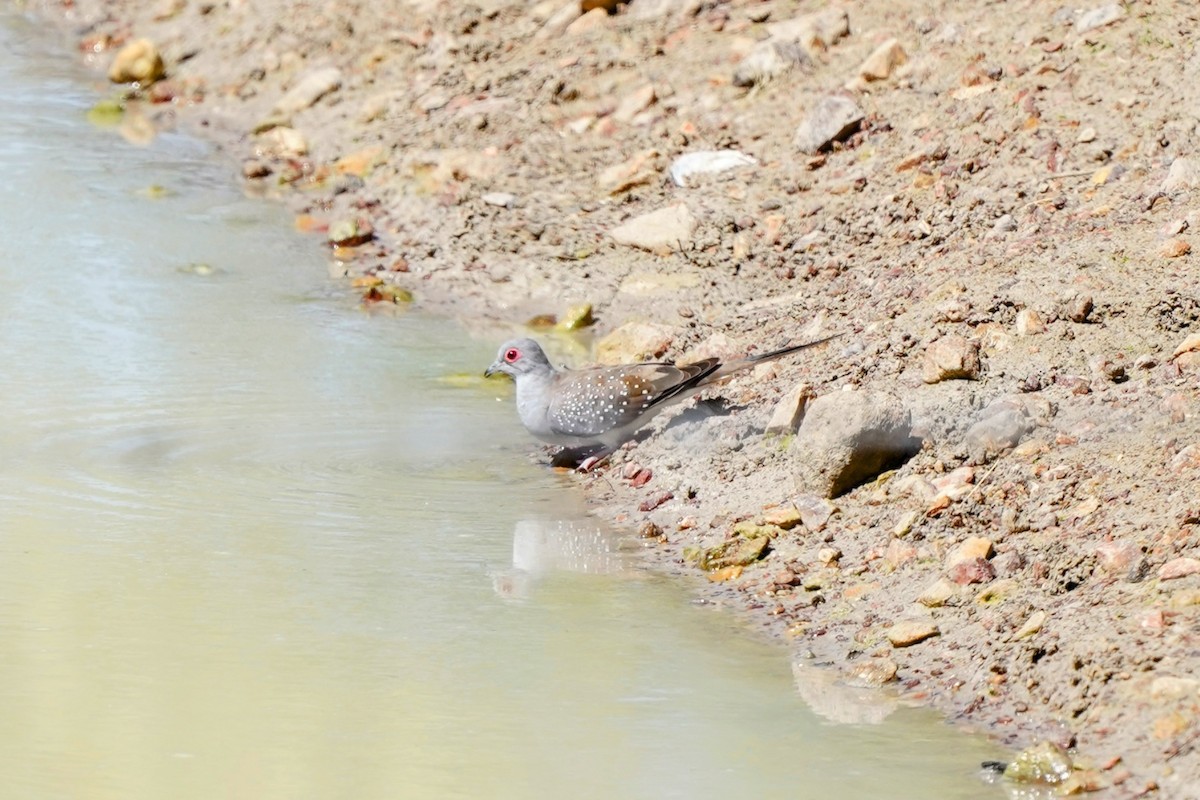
left=484, top=334, right=839, bottom=468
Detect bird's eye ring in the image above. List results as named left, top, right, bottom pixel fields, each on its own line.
left=504, top=348, right=520, bottom=363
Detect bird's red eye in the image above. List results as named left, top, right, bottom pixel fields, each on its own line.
left=504, top=348, right=521, bottom=363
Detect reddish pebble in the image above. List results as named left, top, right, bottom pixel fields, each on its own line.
left=631, top=468, right=653, bottom=488
left=948, top=557, right=996, bottom=585
left=639, top=491, right=673, bottom=512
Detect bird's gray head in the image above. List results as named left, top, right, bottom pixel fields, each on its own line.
left=484, top=338, right=555, bottom=380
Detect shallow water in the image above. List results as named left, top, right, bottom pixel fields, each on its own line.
left=0, top=10, right=1009, bottom=799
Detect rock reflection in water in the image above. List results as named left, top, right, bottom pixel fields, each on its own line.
left=792, top=660, right=903, bottom=726
left=493, top=518, right=630, bottom=599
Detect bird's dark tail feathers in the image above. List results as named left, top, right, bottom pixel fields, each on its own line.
left=707, top=332, right=843, bottom=382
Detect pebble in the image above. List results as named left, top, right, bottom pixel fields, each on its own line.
left=922, top=335, right=981, bottom=383
left=1013, top=610, right=1047, bottom=639
left=565, top=6, right=607, bottom=35
left=1162, top=157, right=1200, bottom=192
left=271, top=66, right=342, bottom=117
left=845, top=658, right=898, bottom=687
left=1015, top=308, right=1046, bottom=336
left=792, top=390, right=920, bottom=498
left=794, top=96, right=864, bottom=154
left=917, top=578, right=957, bottom=607
left=638, top=491, right=673, bottom=513
left=765, top=382, right=813, bottom=435
left=256, top=126, right=309, bottom=158
left=610, top=203, right=697, bottom=253
left=1159, top=557, right=1200, bottom=581
left=595, top=321, right=675, bottom=364
left=761, top=506, right=803, bottom=530
left=946, top=536, right=994, bottom=569
left=732, top=40, right=810, bottom=88
left=668, top=150, right=757, bottom=187
left=948, top=557, right=996, bottom=586
left=886, top=620, right=940, bottom=647
left=1149, top=676, right=1200, bottom=700
left=481, top=192, right=517, bottom=208
left=613, top=84, right=656, bottom=123
left=1074, top=3, right=1124, bottom=33
left=885, top=538, right=917, bottom=568
left=794, top=494, right=837, bottom=530
left=1159, top=238, right=1191, bottom=258
left=1064, top=293, right=1094, bottom=323
left=598, top=149, right=659, bottom=194
left=108, top=38, right=165, bottom=84
left=855, top=38, right=907, bottom=83
left=1076, top=126, right=1097, bottom=143
left=1096, top=541, right=1141, bottom=574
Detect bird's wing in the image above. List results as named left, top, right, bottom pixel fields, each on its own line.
left=545, top=360, right=720, bottom=438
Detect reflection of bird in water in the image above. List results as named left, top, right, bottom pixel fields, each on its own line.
left=491, top=518, right=628, bottom=600
left=484, top=335, right=839, bottom=469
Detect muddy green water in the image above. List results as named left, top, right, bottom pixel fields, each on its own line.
left=0, top=9, right=1010, bottom=799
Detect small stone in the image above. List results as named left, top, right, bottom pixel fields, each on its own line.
left=255, top=126, right=308, bottom=158
left=765, top=382, right=814, bottom=435
left=886, top=620, right=940, bottom=647
left=108, top=38, right=165, bottom=84
left=794, top=494, right=837, bottom=530
left=610, top=203, right=697, bottom=253
left=271, top=66, right=342, bottom=117
left=1015, top=308, right=1047, bottom=336
left=1064, top=293, right=1094, bottom=323
left=922, top=335, right=981, bottom=383
left=1004, top=741, right=1072, bottom=784
left=845, top=658, right=898, bottom=688
left=595, top=321, right=675, bottom=364
left=555, top=303, right=594, bottom=331
left=893, top=510, right=919, bottom=537
left=1149, top=676, right=1200, bottom=700
left=565, top=6, right=607, bottom=35
left=976, top=578, right=1018, bottom=605
left=1096, top=541, right=1141, bottom=574
left=1074, top=3, right=1124, bottom=33
left=598, top=149, right=659, bottom=194
left=917, top=578, right=957, bottom=607
left=668, top=150, right=757, bottom=187
left=762, top=506, right=803, bottom=530
left=856, top=38, right=906, bottom=82
left=773, top=568, right=799, bottom=587
left=613, top=84, right=656, bottom=123
left=1162, top=157, right=1200, bottom=192
left=328, top=218, right=374, bottom=247
left=481, top=192, right=517, bottom=208
left=1091, top=163, right=1124, bottom=186
left=1159, top=557, right=1200, bottom=581
left=698, top=534, right=769, bottom=570
left=817, top=547, right=841, bottom=565
left=1173, top=333, right=1200, bottom=360
left=794, top=95, right=864, bottom=154
left=991, top=214, right=1018, bottom=235
left=732, top=40, right=810, bottom=88
left=947, top=536, right=994, bottom=569
left=1159, top=238, right=1191, bottom=258
left=884, top=538, right=917, bottom=568
left=1076, top=127, right=1097, bottom=143
left=948, top=557, right=996, bottom=586
left=1014, top=610, right=1047, bottom=639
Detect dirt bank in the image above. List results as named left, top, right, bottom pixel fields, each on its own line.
left=30, top=0, right=1200, bottom=794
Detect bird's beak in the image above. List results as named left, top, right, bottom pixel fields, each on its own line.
left=484, top=362, right=500, bottom=378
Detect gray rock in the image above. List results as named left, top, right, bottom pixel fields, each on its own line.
left=963, top=401, right=1033, bottom=464
left=733, top=40, right=810, bottom=88
left=792, top=390, right=921, bottom=498
left=794, top=96, right=864, bottom=154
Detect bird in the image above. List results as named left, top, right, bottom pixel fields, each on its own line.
left=484, top=333, right=839, bottom=469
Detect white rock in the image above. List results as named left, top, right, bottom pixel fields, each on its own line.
left=1163, top=157, right=1200, bottom=192
left=272, top=67, right=342, bottom=116
left=481, top=192, right=516, bottom=208
left=1075, top=3, right=1124, bottom=33
left=668, top=150, right=758, bottom=187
